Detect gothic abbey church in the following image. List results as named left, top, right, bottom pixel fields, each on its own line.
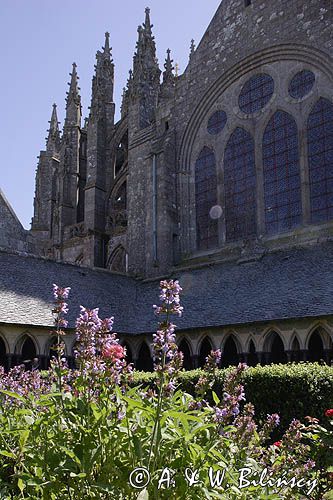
left=0, top=0, right=333, bottom=370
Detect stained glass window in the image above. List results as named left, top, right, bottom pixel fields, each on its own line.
left=207, top=110, right=227, bottom=135
left=195, top=147, right=218, bottom=250
left=289, top=70, right=315, bottom=99
left=224, top=128, right=256, bottom=241
left=239, top=73, right=274, bottom=114
left=263, top=111, right=302, bottom=234
left=308, top=98, right=333, bottom=222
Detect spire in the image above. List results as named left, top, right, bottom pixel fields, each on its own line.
left=66, top=63, right=80, bottom=107
left=90, top=32, right=115, bottom=120
left=65, top=63, right=81, bottom=127
left=130, top=7, right=161, bottom=97
left=162, top=48, right=175, bottom=86
left=46, top=103, right=61, bottom=152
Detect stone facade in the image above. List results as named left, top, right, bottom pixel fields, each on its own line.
left=1, top=0, right=333, bottom=369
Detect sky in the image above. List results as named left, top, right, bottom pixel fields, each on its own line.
left=0, top=0, right=221, bottom=229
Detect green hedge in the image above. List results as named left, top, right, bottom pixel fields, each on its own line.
left=132, top=363, right=333, bottom=432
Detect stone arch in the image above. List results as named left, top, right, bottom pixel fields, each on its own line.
left=136, top=342, right=153, bottom=372
left=248, top=338, right=258, bottom=367
left=221, top=334, right=239, bottom=368
left=290, top=333, right=301, bottom=362
left=0, top=334, right=7, bottom=368
left=264, top=330, right=287, bottom=364
left=307, top=328, right=326, bottom=362
left=180, top=45, right=333, bottom=172
left=178, top=337, right=193, bottom=371
left=15, top=333, right=39, bottom=370
left=198, top=336, right=213, bottom=368
left=107, top=245, right=127, bottom=273
left=178, top=44, right=333, bottom=256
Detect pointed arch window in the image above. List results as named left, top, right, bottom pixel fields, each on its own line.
left=224, top=128, right=256, bottom=241
left=222, top=336, right=239, bottom=367
left=195, top=147, right=218, bottom=250
left=263, top=111, right=302, bottom=234
left=198, top=337, right=213, bottom=368
left=307, top=98, right=333, bottom=223
left=308, top=330, right=324, bottom=362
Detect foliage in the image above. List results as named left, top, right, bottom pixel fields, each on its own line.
left=0, top=282, right=332, bottom=499
left=133, top=363, right=333, bottom=433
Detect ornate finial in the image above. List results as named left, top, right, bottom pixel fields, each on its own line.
left=163, top=48, right=175, bottom=85
left=144, top=6, right=152, bottom=34
left=175, top=63, right=179, bottom=77
left=104, top=32, right=110, bottom=51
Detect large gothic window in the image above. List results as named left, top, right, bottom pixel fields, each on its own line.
left=263, top=111, right=302, bottom=234
left=224, top=128, right=256, bottom=241
left=308, top=98, right=333, bottom=223
left=195, top=147, right=218, bottom=250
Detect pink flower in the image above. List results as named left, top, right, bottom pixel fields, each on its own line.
left=325, top=409, right=333, bottom=417
left=102, top=344, right=125, bottom=362
left=273, top=440, right=282, bottom=448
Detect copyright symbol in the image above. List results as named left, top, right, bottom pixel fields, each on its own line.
left=129, top=467, right=150, bottom=489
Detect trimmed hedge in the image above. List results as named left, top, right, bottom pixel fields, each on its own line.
left=132, top=363, right=333, bottom=432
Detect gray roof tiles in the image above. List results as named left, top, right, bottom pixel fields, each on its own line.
left=0, top=243, right=332, bottom=334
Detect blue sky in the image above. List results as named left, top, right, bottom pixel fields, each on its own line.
left=0, top=0, right=221, bottom=229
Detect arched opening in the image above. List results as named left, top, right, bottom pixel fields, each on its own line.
left=21, top=336, right=37, bottom=370
left=179, top=339, right=192, bottom=371
left=114, top=132, right=128, bottom=178
left=291, top=337, right=301, bottom=362
left=0, top=337, right=6, bottom=368
left=263, top=110, right=302, bottom=234
left=248, top=339, right=258, bottom=367
left=308, top=98, right=333, bottom=223
left=308, top=330, right=324, bottom=362
left=198, top=337, right=213, bottom=368
left=224, top=127, right=256, bottom=241
left=222, top=336, right=239, bottom=368
left=123, top=342, right=133, bottom=364
left=195, top=147, right=218, bottom=250
left=136, top=343, right=153, bottom=372
left=269, top=332, right=286, bottom=364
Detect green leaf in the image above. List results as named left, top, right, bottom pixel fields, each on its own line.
left=0, top=390, right=25, bottom=401
left=17, top=478, right=25, bottom=493
left=212, top=391, right=220, bottom=405
left=0, top=450, right=15, bottom=459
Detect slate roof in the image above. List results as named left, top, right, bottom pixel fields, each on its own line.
left=0, top=243, right=333, bottom=334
